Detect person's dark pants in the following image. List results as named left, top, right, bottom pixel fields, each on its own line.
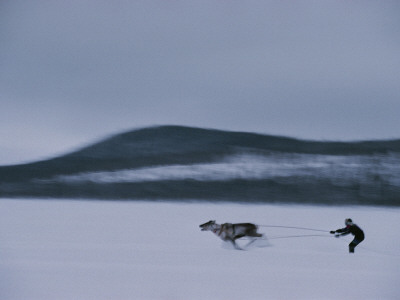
left=349, top=235, right=365, bottom=253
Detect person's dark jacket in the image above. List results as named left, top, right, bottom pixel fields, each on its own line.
left=334, top=224, right=364, bottom=240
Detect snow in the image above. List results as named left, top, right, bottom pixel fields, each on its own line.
left=0, top=199, right=399, bottom=300
left=44, top=153, right=400, bottom=186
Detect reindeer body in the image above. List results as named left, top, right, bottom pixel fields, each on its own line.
left=200, top=220, right=262, bottom=249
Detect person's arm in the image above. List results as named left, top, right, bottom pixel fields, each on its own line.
left=330, top=227, right=350, bottom=236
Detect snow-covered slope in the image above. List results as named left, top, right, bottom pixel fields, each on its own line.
left=0, top=199, right=399, bottom=300
left=1, top=126, right=400, bottom=205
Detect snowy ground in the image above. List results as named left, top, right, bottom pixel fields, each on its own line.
left=0, top=199, right=399, bottom=300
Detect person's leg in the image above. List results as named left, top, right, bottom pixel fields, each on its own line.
left=349, top=237, right=364, bottom=253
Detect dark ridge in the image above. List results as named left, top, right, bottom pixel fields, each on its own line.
left=1, top=125, right=400, bottom=206
left=1, top=125, right=400, bottom=182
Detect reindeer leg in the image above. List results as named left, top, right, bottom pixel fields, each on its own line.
left=243, top=230, right=263, bottom=248
left=229, top=237, right=243, bottom=250
left=244, top=238, right=257, bottom=248
left=233, top=234, right=249, bottom=250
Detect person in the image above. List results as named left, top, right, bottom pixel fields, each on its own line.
left=330, top=218, right=365, bottom=253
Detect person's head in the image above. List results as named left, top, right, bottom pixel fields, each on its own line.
left=345, top=218, right=353, bottom=226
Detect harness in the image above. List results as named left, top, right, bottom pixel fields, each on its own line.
left=213, top=223, right=235, bottom=239
left=211, top=224, right=222, bottom=235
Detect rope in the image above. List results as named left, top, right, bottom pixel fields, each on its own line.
left=241, top=234, right=331, bottom=240
left=258, top=224, right=329, bottom=233
left=268, top=234, right=331, bottom=240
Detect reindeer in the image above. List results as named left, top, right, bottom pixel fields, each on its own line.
left=199, top=220, right=263, bottom=250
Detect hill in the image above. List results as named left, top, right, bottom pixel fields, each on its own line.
left=1, top=125, right=399, bottom=205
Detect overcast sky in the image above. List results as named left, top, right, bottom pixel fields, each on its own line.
left=1, top=1, right=399, bottom=165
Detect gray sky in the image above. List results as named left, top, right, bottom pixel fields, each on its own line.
left=1, top=1, right=399, bottom=165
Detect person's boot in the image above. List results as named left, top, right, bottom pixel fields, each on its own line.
left=349, top=246, right=355, bottom=253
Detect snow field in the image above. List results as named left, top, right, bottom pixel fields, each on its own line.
left=0, top=199, right=399, bottom=300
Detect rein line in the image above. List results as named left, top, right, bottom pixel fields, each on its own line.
left=257, top=224, right=329, bottom=233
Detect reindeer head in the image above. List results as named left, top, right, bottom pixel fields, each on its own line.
left=199, top=220, right=216, bottom=231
